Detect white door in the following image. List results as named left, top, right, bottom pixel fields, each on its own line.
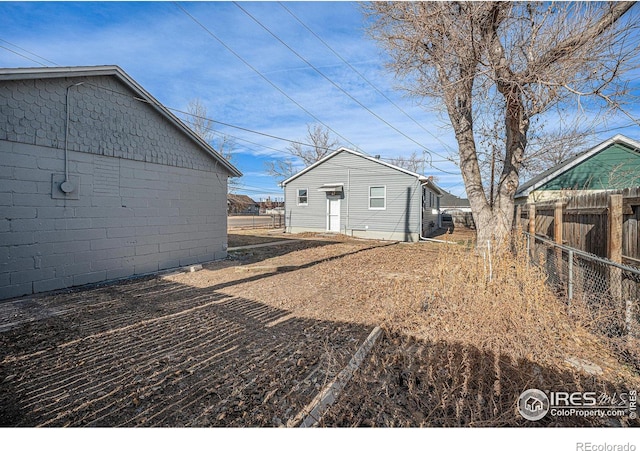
left=327, top=197, right=340, bottom=232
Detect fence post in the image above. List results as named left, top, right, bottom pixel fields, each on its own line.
left=515, top=204, right=522, bottom=231
left=528, top=203, right=536, bottom=236
left=608, top=194, right=625, bottom=331
left=554, top=201, right=563, bottom=245
left=555, top=201, right=564, bottom=279
left=528, top=204, right=536, bottom=260
left=568, top=249, right=574, bottom=303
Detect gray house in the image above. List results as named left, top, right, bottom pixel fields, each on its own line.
left=282, top=147, right=443, bottom=242
left=0, top=65, right=241, bottom=300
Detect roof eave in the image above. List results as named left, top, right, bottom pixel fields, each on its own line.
left=516, top=134, right=640, bottom=196
left=281, top=146, right=440, bottom=186
left=420, top=177, right=446, bottom=196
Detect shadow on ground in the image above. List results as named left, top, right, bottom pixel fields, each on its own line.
left=227, top=232, right=289, bottom=248
left=1, top=236, right=635, bottom=427
left=0, top=280, right=372, bottom=427
left=0, top=240, right=389, bottom=427
left=321, top=329, right=639, bottom=427
left=225, top=238, right=334, bottom=265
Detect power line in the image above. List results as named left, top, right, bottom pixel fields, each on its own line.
left=75, top=80, right=459, bottom=177
left=278, top=2, right=457, bottom=157
left=35, top=75, right=640, bottom=182
left=234, top=1, right=460, bottom=175
left=173, top=1, right=358, bottom=150
left=7, top=36, right=635, bottom=184
left=190, top=107, right=461, bottom=175
left=153, top=95, right=640, bottom=181
left=180, top=110, right=460, bottom=176
left=0, top=45, right=48, bottom=67
left=0, top=38, right=59, bottom=66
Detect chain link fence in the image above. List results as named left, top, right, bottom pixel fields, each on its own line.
left=228, top=213, right=284, bottom=229
left=524, top=232, right=640, bottom=338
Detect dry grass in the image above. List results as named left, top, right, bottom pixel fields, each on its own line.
left=218, top=233, right=635, bottom=382
left=7, top=229, right=635, bottom=426
left=216, top=231, right=640, bottom=426
left=322, top=330, right=637, bottom=427
left=320, top=237, right=640, bottom=427
left=387, top=238, right=613, bottom=368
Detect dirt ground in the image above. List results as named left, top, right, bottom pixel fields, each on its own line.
left=1, top=227, right=638, bottom=427
left=228, top=229, right=293, bottom=248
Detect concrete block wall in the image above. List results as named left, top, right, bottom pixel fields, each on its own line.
left=0, top=141, right=228, bottom=300
left=0, top=74, right=232, bottom=300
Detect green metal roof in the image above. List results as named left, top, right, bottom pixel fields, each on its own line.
left=516, top=134, right=640, bottom=198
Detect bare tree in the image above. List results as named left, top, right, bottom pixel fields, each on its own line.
left=478, top=121, right=590, bottom=202
left=184, top=99, right=239, bottom=193
left=365, top=2, right=639, bottom=246
left=184, top=98, right=214, bottom=142
left=266, top=123, right=342, bottom=182
left=265, top=159, right=296, bottom=184
left=520, top=129, right=590, bottom=181
left=387, top=150, right=423, bottom=173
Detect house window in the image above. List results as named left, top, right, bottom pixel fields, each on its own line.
left=369, top=186, right=386, bottom=210
left=297, top=188, right=308, bottom=206
left=423, top=189, right=437, bottom=209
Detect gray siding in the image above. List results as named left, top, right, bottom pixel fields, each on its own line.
left=0, top=76, right=229, bottom=300
left=285, top=151, right=437, bottom=241
left=422, top=187, right=441, bottom=236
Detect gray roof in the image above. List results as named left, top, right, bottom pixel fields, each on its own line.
left=515, top=134, right=640, bottom=199
left=0, top=65, right=242, bottom=177
left=439, top=191, right=470, bottom=208
left=228, top=194, right=258, bottom=205
left=281, top=147, right=445, bottom=195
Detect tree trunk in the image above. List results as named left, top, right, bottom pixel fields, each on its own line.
left=474, top=207, right=513, bottom=248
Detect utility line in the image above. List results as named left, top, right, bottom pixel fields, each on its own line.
left=278, top=2, right=457, bottom=157
left=0, top=38, right=59, bottom=66
left=234, top=1, right=461, bottom=175
left=173, top=1, right=358, bottom=150
left=104, top=79, right=640, bottom=180
left=4, top=34, right=636, bottom=181
left=0, top=45, right=48, bottom=66
left=77, top=81, right=458, bottom=174
left=172, top=105, right=454, bottom=167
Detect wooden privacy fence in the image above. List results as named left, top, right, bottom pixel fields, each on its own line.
left=515, top=187, right=640, bottom=337
left=515, top=186, right=640, bottom=266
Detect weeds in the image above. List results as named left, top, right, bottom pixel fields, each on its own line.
left=321, top=236, right=640, bottom=426
left=383, top=238, right=598, bottom=366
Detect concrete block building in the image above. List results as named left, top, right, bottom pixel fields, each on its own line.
left=0, top=66, right=241, bottom=300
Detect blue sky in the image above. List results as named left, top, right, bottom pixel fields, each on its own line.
left=1, top=1, right=640, bottom=201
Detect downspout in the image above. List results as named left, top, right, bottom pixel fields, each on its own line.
left=62, top=81, right=84, bottom=194
left=346, top=169, right=350, bottom=234
left=418, top=182, right=456, bottom=244
left=419, top=181, right=423, bottom=242
left=281, top=182, right=287, bottom=233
